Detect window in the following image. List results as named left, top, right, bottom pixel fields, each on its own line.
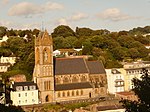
left=30, top=86, right=36, bottom=90
left=56, top=78, right=61, bottom=84
left=32, top=99, right=35, bottom=102
left=63, top=77, right=70, bottom=83
left=16, top=86, right=23, bottom=91
left=62, top=92, right=65, bottom=97
left=19, top=100, right=21, bottom=104
left=44, top=81, right=51, bottom=90
left=72, top=76, right=78, bottom=83
left=25, top=93, right=27, bottom=96
left=57, top=92, right=61, bottom=97
left=76, top=90, right=79, bottom=96
left=18, top=93, right=21, bottom=97
left=24, top=86, right=28, bottom=91
left=81, top=90, right=83, bottom=95
left=81, top=76, right=87, bottom=82
left=72, top=91, right=74, bottom=96
left=67, top=91, right=70, bottom=97
left=25, top=100, right=27, bottom=103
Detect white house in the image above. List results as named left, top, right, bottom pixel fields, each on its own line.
left=10, top=81, right=39, bottom=106
left=0, top=56, right=16, bottom=65
left=0, top=63, right=11, bottom=73
left=106, top=68, right=124, bottom=94
left=0, top=35, right=8, bottom=43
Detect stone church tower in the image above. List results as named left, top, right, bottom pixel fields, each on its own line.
left=33, top=30, right=55, bottom=103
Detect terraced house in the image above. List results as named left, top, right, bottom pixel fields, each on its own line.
left=33, top=30, right=107, bottom=104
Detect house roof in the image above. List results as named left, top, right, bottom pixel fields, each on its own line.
left=55, top=82, right=92, bottom=91
left=86, top=61, right=106, bottom=74
left=12, top=81, right=38, bottom=90
left=96, top=105, right=123, bottom=111
left=54, top=58, right=88, bottom=75
left=111, top=69, right=121, bottom=74
left=0, top=63, right=11, bottom=66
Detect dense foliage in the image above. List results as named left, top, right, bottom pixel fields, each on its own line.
left=0, top=104, right=24, bottom=112
left=0, top=25, right=150, bottom=80
left=120, top=68, right=150, bottom=112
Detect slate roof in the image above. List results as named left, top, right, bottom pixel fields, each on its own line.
left=12, top=81, right=38, bottom=90
left=86, top=61, right=106, bottom=74
left=55, top=82, right=93, bottom=91
left=96, top=105, right=123, bottom=111
left=0, top=63, right=11, bottom=66
left=111, top=69, right=121, bottom=74
left=54, top=58, right=89, bottom=75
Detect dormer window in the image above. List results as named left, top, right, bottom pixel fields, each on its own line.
left=24, top=86, right=28, bottom=91
left=29, top=85, right=36, bottom=90
left=16, top=86, right=23, bottom=91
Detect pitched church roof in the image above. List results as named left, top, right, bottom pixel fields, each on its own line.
left=54, top=58, right=88, bottom=75
left=86, top=61, right=106, bottom=74
left=55, top=82, right=92, bottom=91
left=54, top=58, right=106, bottom=75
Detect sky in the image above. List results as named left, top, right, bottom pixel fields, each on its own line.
left=0, top=0, right=150, bottom=32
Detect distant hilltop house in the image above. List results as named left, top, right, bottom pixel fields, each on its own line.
left=53, top=48, right=82, bottom=57
left=0, top=55, right=17, bottom=74
left=33, top=30, right=108, bottom=104
left=0, top=55, right=17, bottom=65
left=0, top=63, right=11, bottom=73
left=0, top=35, right=8, bottom=45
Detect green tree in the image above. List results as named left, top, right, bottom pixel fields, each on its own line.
left=75, top=27, right=93, bottom=37
left=0, top=26, right=7, bottom=37
left=63, top=36, right=78, bottom=48
left=120, top=68, right=150, bottom=112
left=0, top=104, right=24, bottom=112
left=128, top=48, right=140, bottom=59
left=53, top=36, right=65, bottom=50
left=52, top=25, right=75, bottom=38
left=111, top=47, right=127, bottom=60
left=82, top=40, right=93, bottom=55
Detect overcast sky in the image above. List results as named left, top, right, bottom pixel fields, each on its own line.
left=0, top=0, right=150, bottom=32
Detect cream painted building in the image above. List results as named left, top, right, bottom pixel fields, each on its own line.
left=0, top=63, right=11, bottom=73
left=10, top=81, right=39, bottom=106
left=120, top=61, right=150, bottom=91
left=0, top=56, right=16, bottom=65
left=106, top=69, right=124, bottom=94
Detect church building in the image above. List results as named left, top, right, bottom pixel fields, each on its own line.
left=33, top=30, right=107, bottom=104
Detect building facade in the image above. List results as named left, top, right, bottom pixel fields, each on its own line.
left=33, top=30, right=107, bottom=104
left=10, top=81, right=39, bottom=106
left=120, top=61, right=150, bottom=91
left=0, top=56, right=16, bottom=65
left=106, top=69, right=124, bottom=94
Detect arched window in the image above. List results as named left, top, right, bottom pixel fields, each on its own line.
left=56, top=77, right=61, bottom=84
left=81, top=75, right=87, bottom=82
left=57, top=92, right=61, bottom=97
left=72, top=91, right=74, bottom=96
left=76, top=90, right=79, bottom=96
left=63, top=77, right=70, bottom=83
left=81, top=90, right=83, bottom=95
left=62, top=92, right=65, bottom=97
left=72, top=76, right=78, bottom=83
left=67, top=91, right=70, bottom=97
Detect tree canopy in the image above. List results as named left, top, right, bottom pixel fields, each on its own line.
left=120, top=68, right=150, bottom=112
